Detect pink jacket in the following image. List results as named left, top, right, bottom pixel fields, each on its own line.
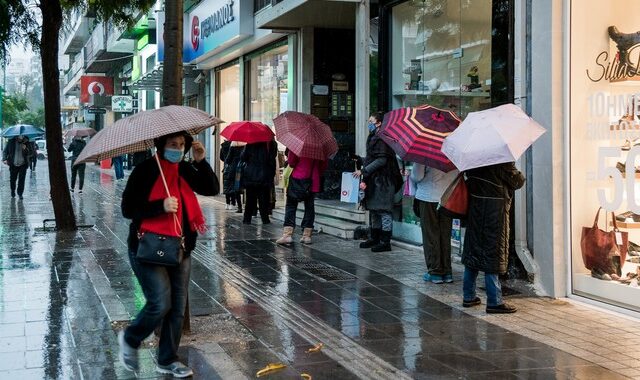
left=288, top=152, right=328, bottom=193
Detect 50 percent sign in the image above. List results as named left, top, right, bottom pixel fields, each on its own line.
left=598, top=145, right=640, bottom=212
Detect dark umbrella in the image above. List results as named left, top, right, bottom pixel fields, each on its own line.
left=379, top=105, right=461, bottom=172
left=273, top=111, right=338, bottom=160
left=1, top=124, right=45, bottom=139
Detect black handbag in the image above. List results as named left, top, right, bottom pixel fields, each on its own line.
left=287, top=177, right=312, bottom=201
left=136, top=232, right=185, bottom=266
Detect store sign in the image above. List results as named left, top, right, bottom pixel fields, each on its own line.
left=80, top=76, right=114, bottom=103
left=183, top=0, right=253, bottom=63
left=112, top=95, right=133, bottom=112
left=587, top=26, right=640, bottom=82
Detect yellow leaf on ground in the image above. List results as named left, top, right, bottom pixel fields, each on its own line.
left=305, top=343, right=324, bottom=353
left=256, top=363, right=287, bottom=377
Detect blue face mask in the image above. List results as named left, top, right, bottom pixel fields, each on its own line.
left=367, top=123, right=377, bottom=132
left=164, top=148, right=184, bottom=163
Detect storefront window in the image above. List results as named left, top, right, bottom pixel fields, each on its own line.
left=571, top=1, right=640, bottom=312
left=216, top=63, right=241, bottom=180
left=247, top=43, right=288, bottom=128
left=389, top=0, right=494, bottom=243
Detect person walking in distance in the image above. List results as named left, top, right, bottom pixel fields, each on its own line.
left=118, top=132, right=219, bottom=377
left=68, top=136, right=87, bottom=193
left=411, top=163, right=458, bottom=284
left=2, top=135, right=33, bottom=199
left=276, top=150, right=327, bottom=245
left=353, top=112, right=403, bottom=252
left=240, top=138, right=277, bottom=225
left=29, top=140, right=38, bottom=172
left=220, top=140, right=244, bottom=212
left=461, top=162, right=525, bottom=314
left=112, top=155, right=125, bottom=180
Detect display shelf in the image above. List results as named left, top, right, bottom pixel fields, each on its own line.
left=610, top=220, right=640, bottom=228
left=393, top=90, right=490, bottom=97
left=610, top=123, right=640, bottom=130
left=574, top=273, right=640, bottom=310
left=619, top=173, right=640, bottom=179
left=610, top=76, right=640, bottom=84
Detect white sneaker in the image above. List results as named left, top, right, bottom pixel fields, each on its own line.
left=156, top=361, right=193, bottom=378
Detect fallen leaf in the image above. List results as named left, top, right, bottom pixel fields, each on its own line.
left=305, top=343, right=323, bottom=353
left=256, top=363, right=287, bottom=377
left=301, top=373, right=312, bottom=380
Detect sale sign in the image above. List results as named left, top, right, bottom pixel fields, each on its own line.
left=80, top=76, right=114, bottom=103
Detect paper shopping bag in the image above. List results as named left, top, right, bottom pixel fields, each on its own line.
left=340, top=172, right=359, bottom=203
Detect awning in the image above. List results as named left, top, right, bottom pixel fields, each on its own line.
left=255, top=0, right=358, bottom=29
left=130, top=65, right=163, bottom=91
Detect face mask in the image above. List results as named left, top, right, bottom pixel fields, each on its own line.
left=367, top=123, right=377, bottom=132
left=164, top=148, right=184, bottom=163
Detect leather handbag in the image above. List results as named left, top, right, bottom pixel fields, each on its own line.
left=580, top=208, right=628, bottom=276
left=439, top=174, right=468, bottom=218
left=287, top=177, right=312, bottom=201
left=136, top=232, right=185, bottom=266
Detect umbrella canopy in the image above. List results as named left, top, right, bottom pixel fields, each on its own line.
left=273, top=111, right=338, bottom=160
left=2, top=124, right=45, bottom=139
left=220, top=121, right=274, bottom=143
left=379, top=105, right=461, bottom=172
left=74, top=105, right=222, bottom=165
left=441, top=103, right=546, bottom=171
left=64, top=127, right=97, bottom=138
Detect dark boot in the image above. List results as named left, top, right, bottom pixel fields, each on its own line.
left=359, top=228, right=381, bottom=248
left=371, top=231, right=392, bottom=252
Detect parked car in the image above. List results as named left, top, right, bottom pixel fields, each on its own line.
left=35, top=139, right=73, bottom=160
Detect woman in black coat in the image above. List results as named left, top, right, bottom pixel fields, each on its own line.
left=118, top=132, right=218, bottom=377
left=353, top=112, right=403, bottom=252
left=240, top=139, right=277, bottom=225
left=220, top=141, right=244, bottom=212
left=461, top=162, right=525, bottom=314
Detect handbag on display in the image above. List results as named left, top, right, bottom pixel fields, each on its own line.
left=580, top=208, right=628, bottom=276
left=439, top=174, right=469, bottom=219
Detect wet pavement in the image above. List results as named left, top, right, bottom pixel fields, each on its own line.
left=0, top=163, right=633, bottom=379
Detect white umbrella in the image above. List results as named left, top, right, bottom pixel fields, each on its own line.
left=441, top=104, right=546, bottom=171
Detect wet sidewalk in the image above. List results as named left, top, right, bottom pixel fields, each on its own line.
left=0, top=162, right=637, bottom=379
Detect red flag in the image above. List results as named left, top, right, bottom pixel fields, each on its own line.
left=80, top=76, right=114, bottom=103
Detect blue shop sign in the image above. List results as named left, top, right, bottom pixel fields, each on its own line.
left=183, top=0, right=253, bottom=63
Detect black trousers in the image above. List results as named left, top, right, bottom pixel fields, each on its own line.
left=9, top=164, right=28, bottom=196
left=284, top=194, right=315, bottom=229
left=71, top=163, right=86, bottom=190
left=419, top=201, right=453, bottom=276
left=243, top=185, right=270, bottom=223
left=30, top=158, right=36, bottom=171
left=225, top=192, right=242, bottom=207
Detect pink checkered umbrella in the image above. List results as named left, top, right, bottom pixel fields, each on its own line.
left=273, top=111, right=338, bottom=160
left=74, top=105, right=223, bottom=165
left=64, top=127, right=97, bottom=138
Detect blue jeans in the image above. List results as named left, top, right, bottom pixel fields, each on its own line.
left=463, top=267, right=502, bottom=307
left=113, top=157, right=124, bottom=179
left=124, top=251, right=191, bottom=365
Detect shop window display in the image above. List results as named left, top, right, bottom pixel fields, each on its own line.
left=248, top=44, right=288, bottom=129
left=571, top=1, right=640, bottom=312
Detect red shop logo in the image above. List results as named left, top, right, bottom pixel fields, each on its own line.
left=191, top=16, right=200, bottom=51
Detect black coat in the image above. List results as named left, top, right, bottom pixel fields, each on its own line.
left=68, top=139, right=86, bottom=162
left=461, top=162, right=525, bottom=274
left=2, top=138, right=34, bottom=167
left=239, top=140, right=277, bottom=188
left=362, top=132, right=402, bottom=212
left=221, top=144, right=243, bottom=194
left=121, top=157, right=219, bottom=255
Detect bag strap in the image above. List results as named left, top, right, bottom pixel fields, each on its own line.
left=154, top=154, right=183, bottom=237
left=592, top=207, right=602, bottom=228
left=611, top=212, right=619, bottom=231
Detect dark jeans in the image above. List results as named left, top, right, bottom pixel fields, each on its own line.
left=225, top=192, right=242, bottom=207
left=113, top=157, right=124, bottom=179
left=243, top=185, right=270, bottom=223
left=284, top=193, right=315, bottom=229
left=30, top=158, right=36, bottom=171
left=419, top=201, right=453, bottom=276
left=124, top=251, right=191, bottom=365
left=9, top=164, right=28, bottom=196
left=70, top=162, right=85, bottom=190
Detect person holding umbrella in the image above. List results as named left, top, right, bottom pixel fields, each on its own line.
left=240, top=138, right=277, bottom=225
left=220, top=140, right=244, bottom=213
left=353, top=112, right=403, bottom=252
left=2, top=135, right=34, bottom=199
left=68, top=136, right=87, bottom=193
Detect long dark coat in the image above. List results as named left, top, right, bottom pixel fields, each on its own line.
left=362, top=132, right=402, bottom=212
left=221, top=143, right=243, bottom=194
left=461, top=162, right=525, bottom=274
left=240, top=140, right=277, bottom=188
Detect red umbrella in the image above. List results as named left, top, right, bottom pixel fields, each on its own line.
left=220, top=121, right=274, bottom=143
left=380, top=105, right=461, bottom=172
left=273, top=111, right=338, bottom=160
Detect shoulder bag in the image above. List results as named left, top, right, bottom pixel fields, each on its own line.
left=580, top=208, right=628, bottom=276
left=438, top=173, right=468, bottom=219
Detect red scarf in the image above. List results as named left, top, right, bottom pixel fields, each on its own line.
left=140, top=156, right=206, bottom=237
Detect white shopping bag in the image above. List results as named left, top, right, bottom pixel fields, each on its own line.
left=340, top=172, right=360, bottom=203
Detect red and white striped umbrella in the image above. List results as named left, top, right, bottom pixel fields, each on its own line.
left=273, top=111, right=338, bottom=160
left=74, top=105, right=222, bottom=165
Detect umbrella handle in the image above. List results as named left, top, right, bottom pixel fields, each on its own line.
left=154, top=153, right=183, bottom=236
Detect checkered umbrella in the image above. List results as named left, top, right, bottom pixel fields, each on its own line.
left=273, top=111, right=338, bottom=160
left=379, top=105, right=461, bottom=172
left=64, top=127, right=97, bottom=138
left=74, top=105, right=222, bottom=165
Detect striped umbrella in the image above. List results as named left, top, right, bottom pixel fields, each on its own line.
left=74, top=105, right=222, bottom=165
left=273, top=111, right=338, bottom=160
left=379, top=105, right=461, bottom=172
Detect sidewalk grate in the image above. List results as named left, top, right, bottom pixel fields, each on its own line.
left=285, top=256, right=356, bottom=282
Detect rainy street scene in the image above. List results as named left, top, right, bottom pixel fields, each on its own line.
left=3, top=0, right=640, bottom=379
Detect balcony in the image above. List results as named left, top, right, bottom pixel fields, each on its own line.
left=255, top=0, right=357, bottom=29
left=62, top=53, right=85, bottom=96
left=61, top=10, right=93, bottom=55
left=84, top=23, right=132, bottom=73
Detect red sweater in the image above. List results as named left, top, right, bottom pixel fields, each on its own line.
left=288, top=152, right=327, bottom=193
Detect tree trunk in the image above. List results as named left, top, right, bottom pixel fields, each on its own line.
left=162, top=0, right=189, bottom=333
left=162, top=0, right=183, bottom=107
left=40, top=0, right=76, bottom=231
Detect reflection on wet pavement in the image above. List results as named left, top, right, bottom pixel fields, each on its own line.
left=0, top=165, right=630, bottom=379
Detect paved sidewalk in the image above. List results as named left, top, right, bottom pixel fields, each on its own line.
left=0, top=162, right=637, bottom=379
